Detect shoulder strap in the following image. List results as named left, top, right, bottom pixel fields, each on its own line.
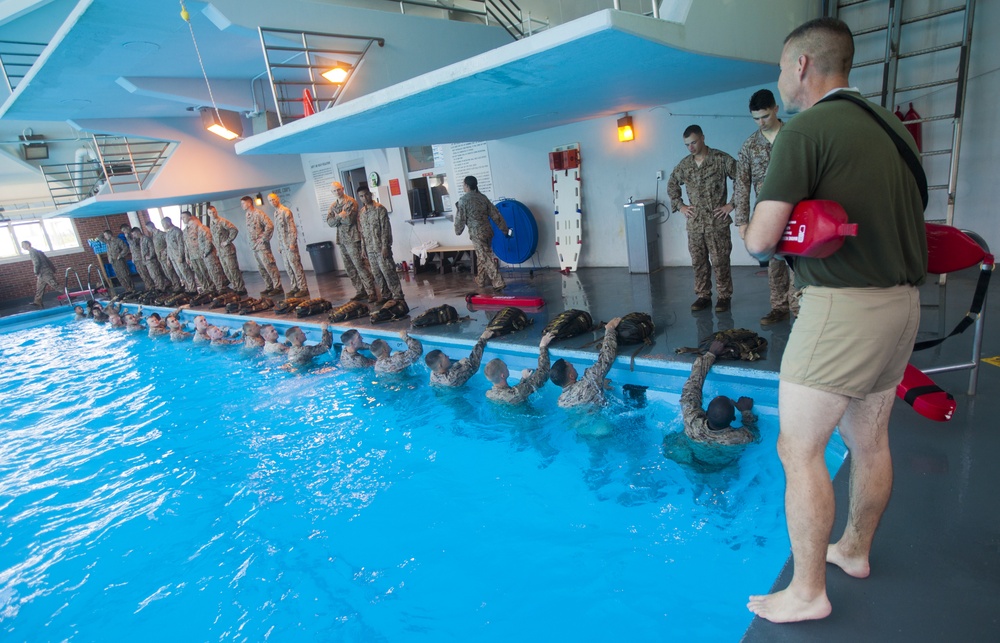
left=818, top=92, right=928, bottom=209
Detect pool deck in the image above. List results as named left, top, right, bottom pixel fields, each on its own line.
left=3, top=263, right=998, bottom=640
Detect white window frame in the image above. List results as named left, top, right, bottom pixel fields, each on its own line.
left=0, top=216, right=83, bottom=265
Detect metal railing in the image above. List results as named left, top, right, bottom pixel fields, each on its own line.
left=258, top=27, right=384, bottom=126
left=0, top=39, right=46, bottom=93
left=40, top=135, right=173, bottom=207
left=383, top=0, right=548, bottom=39
left=63, top=267, right=85, bottom=306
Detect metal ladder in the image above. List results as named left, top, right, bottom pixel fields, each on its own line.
left=62, top=265, right=108, bottom=306
left=63, top=267, right=85, bottom=306
left=826, top=0, right=976, bottom=227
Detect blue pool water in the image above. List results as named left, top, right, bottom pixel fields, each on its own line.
left=0, top=314, right=846, bottom=641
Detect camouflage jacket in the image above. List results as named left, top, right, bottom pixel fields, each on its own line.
left=486, top=345, right=550, bottom=405
left=734, top=127, right=780, bottom=226
left=184, top=218, right=216, bottom=258
left=681, top=352, right=758, bottom=446
left=263, top=340, right=288, bottom=355
left=106, top=234, right=130, bottom=262
left=557, top=326, right=618, bottom=408
left=430, top=335, right=489, bottom=387
left=245, top=207, right=274, bottom=249
left=27, top=246, right=55, bottom=275
left=326, top=196, right=362, bottom=246
left=210, top=214, right=239, bottom=247
left=273, top=204, right=299, bottom=251
left=340, top=348, right=375, bottom=369
left=374, top=336, right=424, bottom=374
left=152, top=228, right=171, bottom=259
left=287, top=327, right=332, bottom=365
left=165, top=226, right=186, bottom=260
left=667, top=147, right=738, bottom=229
left=359, top=202, right=392, bottom=254
left=454, top=190, right=509, bottom=240
left=139, top=234, right=157, bottom=263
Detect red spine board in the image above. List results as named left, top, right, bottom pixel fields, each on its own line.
left=896, top=364, right=955, bottom=422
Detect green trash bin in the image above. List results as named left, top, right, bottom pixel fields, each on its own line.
left=307, top=241, right=336, bottom=275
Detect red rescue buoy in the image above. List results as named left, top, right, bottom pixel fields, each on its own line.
left=776, top=200, right=858, bottom=258
left=896, top=364, right=955, bottom=422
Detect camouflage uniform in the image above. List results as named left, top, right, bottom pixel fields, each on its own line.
left=192, top=217, right=229, bottom=291
left=327, top=195, right=376, bottom=298
left=681, top=352, right=758, bottom=445
left=152, top=227, right=183, bottom=291
left=263, top=339, right=288, bottom=356
left=139, top=233, right=168, bottom=290
left=374, top=335, right=423, bottom=375
left=557, top=325, right=618, bottom=408
left=128, top=234, right=155, bottom=291
left=243, top=335, right=265, bottom=350
left=287, top=327, right=332, bottom=365
left=164, top=223, right=197, bottom=292
left=735, top=128, right=799, bottom=315
left=106, top=234, right=135, bottom=291
left=340, top=348, right=374, bottom=369
left=486, top=345, right=551, bottom=405
left=246, top=207, right=282, bottom=291
left=430, top=334, right=489, bottom=387
left=273, top=204, right=307, bottom=293
left=454, top=190, right=510, bottom=290
left=182, top=219, right=212, bottom=292
left=667, top=147, right=737, bottom=299
left=359, top=201, right=403, bottom=300
left=209, top=213, right=246, bottom=292
left=26, top=246, right=59, bottom=306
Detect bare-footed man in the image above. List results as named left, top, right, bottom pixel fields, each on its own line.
left=744, top=18, right=925, bottom=623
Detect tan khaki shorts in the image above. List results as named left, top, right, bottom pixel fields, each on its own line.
left=780, top=285, right=920, bottom=398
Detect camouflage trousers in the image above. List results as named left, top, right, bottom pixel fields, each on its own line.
left=156, top=251, right=182, bottom=290
left=280, top=243, right=307, bottom=292
left=143, top=254, right=169, bottom=290
left=110, top=257, right=135, bottom=291
left=253, top=242, right=282, bottom=290
left=131, top=255, right=154, bottom=291
left=369, top=249, right=403, bottom=300
left=472, top=234, right=505, bottom=290
left=768, top=258, right=801, bottom=315
left=187, top=253, right=213, bottom=293
left=217, top=244, right=246, bottom=292
left=34, top=269, right=59, bottom=305
left=168, top=251, right=197, bottom=292
left=339, top=239, right=375, bottom=297
left=687, top=225, right=733, bottom=299
left=203, top=250, right=231, bottom=291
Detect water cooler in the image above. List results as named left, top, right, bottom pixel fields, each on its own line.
left=624, top=200, right=660, bottom=273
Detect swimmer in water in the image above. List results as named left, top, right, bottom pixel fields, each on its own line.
left=484, top=332, right=555, bottom=404
left=286, top=322, right=333, bottom=365
left=261, top=324, right=289, bottom=356
left=242, top=320, right=265, bottom=350
left=425, top=329, right=493, bottom=387
left=371, top=330, right=423, bottom=375
left=550, top=317, right=621, bottom=408
left=339, top=329, right=374, bottom=369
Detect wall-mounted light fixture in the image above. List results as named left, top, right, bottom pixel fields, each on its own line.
left=200, top=107, right=243, bottom=140
left=254, top=192, right=264, bottom=206
left=321, top=63, right=350, bottom=84
left=617, top=114, right=634, bottom=143
left=20, top=133, right=49, bottom=160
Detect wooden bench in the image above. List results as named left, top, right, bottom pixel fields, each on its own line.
left=415, top=245, right=477, bottom=275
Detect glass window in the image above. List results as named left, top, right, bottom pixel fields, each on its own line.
left=146, top=205, right=182, bottom=229
left=0, top=226, right=17, bottom=258
left=12, top=222, right=48, bottom=251
left=44, top=218, right=80, bottom=250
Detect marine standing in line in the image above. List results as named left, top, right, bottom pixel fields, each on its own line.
left=180, top=211, right=219, bottom=292
left=425, top=329, right=494, bottom=387
left=268, top=193, right=309, bottom=298
left=454, top=175, right=511, bottom=292
left=188, top=210, right=230, bottom=292
left=549, top=317, right=621, bottom=408
left=484, top=332, right=555, bottom=404
left=21, top=240, right=59, bottom=307
left=137, top=225, right=168, bottom=291
left=207, top=205, right=247, bottom=295
left=286, top=322, right=332, bottom=365
left=667, top=125, right=739, bottom=313
left=371, top=330, right=424, bottom=375
left=123, top=225, right=154, bottom=291
left=357, top=185, right=404, bottom=304
left=326, top=181, right=377, bottom=303
left=734, top=89, right=798, bottom=326
left=148, top=221, right=183, bottom=292
left=103, top=229, right=135, bottom=292
left=162, top=217, right=198, bottom=293
left=241, top=195, right=283, bottom=297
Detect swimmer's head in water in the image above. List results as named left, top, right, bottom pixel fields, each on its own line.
left=370, top=339, right=390, bottom=359
left=707, top=396, right=736, bottom=430
left=549, top=359, right=577, bottom=388
left=424, top=349, right=450, bottom=373
left=484, top=358, right=508, bottom=384
left=261, top=324, right=278, bottom=341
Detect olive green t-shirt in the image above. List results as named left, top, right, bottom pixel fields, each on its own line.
left=758, top=91, right=927, bottom=288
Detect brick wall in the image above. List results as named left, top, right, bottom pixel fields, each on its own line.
left=0, top=213, right=131, bottom=303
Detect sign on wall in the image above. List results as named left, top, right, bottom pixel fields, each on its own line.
left=451, top=141, right=495, bottom=201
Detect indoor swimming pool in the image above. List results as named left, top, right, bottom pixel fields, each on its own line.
left=0, top=312, right=847, bottom=641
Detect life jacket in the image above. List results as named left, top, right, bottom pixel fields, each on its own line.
left=370, top=299, right=411, bottom=324
left=486, top=306, right=532, bottom=337
left=294, top=298, right=333, bottom=318
left=542, top=309, right=593, bottom=339
left=411, top=304, right=462, bottom=327
left=329, top=300, right=370, bottom=322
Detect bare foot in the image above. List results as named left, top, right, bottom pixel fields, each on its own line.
left=747, top=588, right=832, bottom=623
left=827, top=542, right=871, bottom=578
